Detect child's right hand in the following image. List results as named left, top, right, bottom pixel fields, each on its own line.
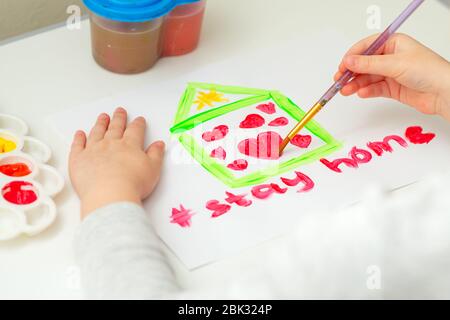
left=334, top=33, right=450, bottom=122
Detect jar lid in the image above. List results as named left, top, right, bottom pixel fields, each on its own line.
left=83, top=0, right=201, bottom=22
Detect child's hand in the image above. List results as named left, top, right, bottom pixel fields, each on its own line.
left=335, top=33, right=450, bottom=122
left=69, top=108, right=165, bottom=219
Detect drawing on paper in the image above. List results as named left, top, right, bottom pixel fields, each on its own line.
left=170, top=83, right=343, bottom=188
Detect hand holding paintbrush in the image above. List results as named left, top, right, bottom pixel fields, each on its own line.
left=279, top=0, right=426, bottom=154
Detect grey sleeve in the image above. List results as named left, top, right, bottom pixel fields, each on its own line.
left=74, top=202, right=178, bottom=300
left=73, top=171, right=450, bottom=299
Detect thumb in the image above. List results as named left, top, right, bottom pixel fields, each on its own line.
left=344, top=54, right=402, bottom=79
left=146, top=140, right=165, bottom=168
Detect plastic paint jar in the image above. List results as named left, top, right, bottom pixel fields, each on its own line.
left=88, top=14, right=163, bottom=74
left=162, top=0, right=206, bottom=57
left=83, top=0, right=205, bottom=74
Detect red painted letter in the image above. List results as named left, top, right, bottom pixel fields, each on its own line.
left=251, top=184, right=275, bottom=199
left=281, top=171, right=315, bottom=192
left=225, top=192, right=252, bottom=207
left=367, top=135, right=408, bottom=156
left=350, top=147, right=372, bottom=164
left=320, top=157, right=358, bottom=173
left=206, top=200, right=232, bottom=218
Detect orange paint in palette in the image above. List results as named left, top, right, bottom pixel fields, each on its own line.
left=2, top=181, right=38, bottom=205
left=0, top=163, right=32, bottom=177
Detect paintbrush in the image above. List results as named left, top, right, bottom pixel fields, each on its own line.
left=279, top=0, right=425, bottom=154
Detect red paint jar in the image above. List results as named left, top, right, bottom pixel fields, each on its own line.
left=162, top=0, right=206, bottom=57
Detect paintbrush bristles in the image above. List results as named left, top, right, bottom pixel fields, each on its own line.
left=279, top=102, right=324, bottom=155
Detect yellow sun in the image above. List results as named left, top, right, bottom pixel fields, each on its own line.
left=194, top=90, right=229, bottom=110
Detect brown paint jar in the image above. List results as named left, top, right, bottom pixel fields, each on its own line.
left=89, top=13, right=163, bottom=74
left=84, top=0, right=206, bottom=74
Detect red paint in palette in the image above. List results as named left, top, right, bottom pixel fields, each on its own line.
left=0, top=163, right=32, bottom=177
left=2, top=181, right=38, bottom=205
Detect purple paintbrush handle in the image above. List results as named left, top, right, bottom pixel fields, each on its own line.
left=319, top=0, right=425, bottom=105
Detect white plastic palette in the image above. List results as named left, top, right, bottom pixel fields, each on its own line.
left=0, top=114, right=64, bottom=241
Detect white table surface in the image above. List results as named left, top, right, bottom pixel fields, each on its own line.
left=0, top=0, right=448, bottom=299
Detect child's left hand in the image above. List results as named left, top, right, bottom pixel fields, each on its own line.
left=69, top=107, right=165, bottom=219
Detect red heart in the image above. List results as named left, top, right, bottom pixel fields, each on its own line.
left=238, top=131, right=282, bottom=160
left=239, top=114, right=265, bottom=129
left=227, top=159, right=248, bottom=171
left=210, top=147, right=227, bottom=160
left=405, top=126, right=436, bottom=144
left=268, top=117, right=289, bottom=127
left=256, top=102, right=276, bottom=114
left=291, top=134, right=312, bottom=148
left=202, top=125, right=229, bottom=142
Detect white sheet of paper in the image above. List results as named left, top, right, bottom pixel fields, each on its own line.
left=48, top=31, right=450, bottom=269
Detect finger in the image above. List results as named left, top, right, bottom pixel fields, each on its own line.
left=105, top=107, right=128, bottom=139
left=124, top=116, right=146, bottom=147
left=335, top=34, right=387, bottom=79
left=146, top=141, right=165, bottom=170
left=343, top=54, right=403, bottom=79
left=88, top=113, right=110, bottom=143
left=334, top=70, right=345, bottom=82
left=357, top=81, right=392, bottom=99
left=70, top=130, right=87, bottom=157
left=340, top=74, right=384, bottom=96
left=342, top=34, right=384, bottom=58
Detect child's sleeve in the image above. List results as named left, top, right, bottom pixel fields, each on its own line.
left=74, top=202, right=178, bottom=299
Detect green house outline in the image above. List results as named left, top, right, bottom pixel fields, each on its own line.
left=170, top=83, right=342, bottom=188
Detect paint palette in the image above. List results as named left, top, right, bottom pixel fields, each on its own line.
left=0, top=114, right=64, bottom=241
left=170, top=83, right=342, bottom=188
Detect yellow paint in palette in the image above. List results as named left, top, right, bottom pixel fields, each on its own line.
left=0, top=137, right=16, bottom=153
